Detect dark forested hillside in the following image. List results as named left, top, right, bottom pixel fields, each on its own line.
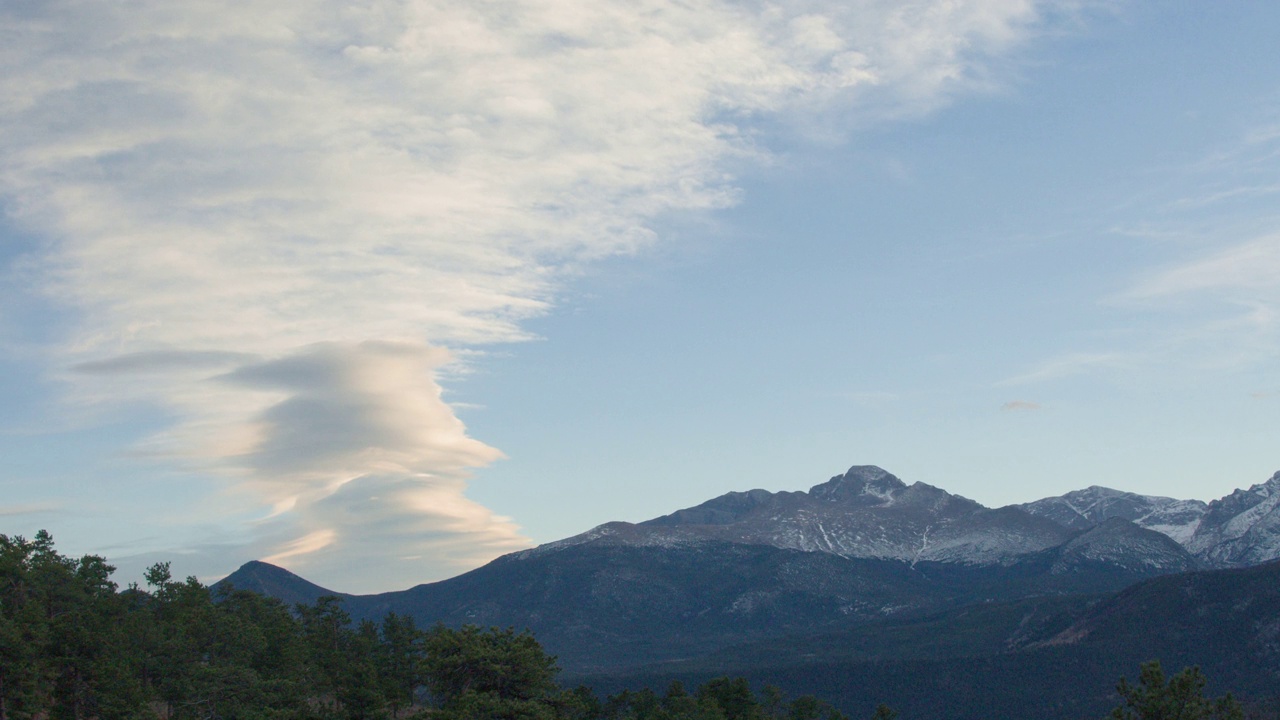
left=5, top=531, right=1277, bottom=720
left=220, top=534, right=1200, bottom=675
left=585, top=560, right=1280, bottom=720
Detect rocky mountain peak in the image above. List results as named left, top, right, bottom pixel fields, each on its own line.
left=1018, top=485, right=1207, bottom=543
left=1205, top=474, right=1279, bottom=515
left=535, top=466, right=1280, bottom=573
left=214, top=560, right=343, bottom=607
left=808, top=465, right=906, bottom=504
left=1254, top=471, right=1280, bottom=495
left=1184, top=470, right=1280, bottom=566
left=549, top=464, right=1072, bottom=567
left=645, top=488, right=778, bottom=527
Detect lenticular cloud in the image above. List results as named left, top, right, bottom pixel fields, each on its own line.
left=0, top=0, right=1053, bottom=590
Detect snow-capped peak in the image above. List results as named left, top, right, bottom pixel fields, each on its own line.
left=808, top=465, right=906, bottom=505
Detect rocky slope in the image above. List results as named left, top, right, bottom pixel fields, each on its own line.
left=216, top=464, right=1207, bottom=674
left=1019, top=486, right=1207, bottom=543
left=216, top=463, right=1280, bottom=679
left=534, top=466, right=1078, bottom=567
left=1184, top=471, right=1280, bottom=567
left=1021, top=470, right=1280, bottom=567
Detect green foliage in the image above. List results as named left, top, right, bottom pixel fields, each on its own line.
left=0, top=529, right=906, bottom=720
left=699, top=677, right=762, bottom=720
left=421, top=624, right=562, bottom=720
left=1109, top=661, right=1244, bottom=720
left=421, top=624, right=559, bottom=702
left=1, top=532, right=613, bottom=720
left=0, top=530, right=150, bottom=720
left=868, top=704, right=898, bottom=720
left=596, top=677, right=850, bottom=720
left=376, top=612, right=423, bottom=717
left=12, top=531, right=1261, bottom=720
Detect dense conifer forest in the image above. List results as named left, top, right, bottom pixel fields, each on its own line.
left=0, top=532, right=1264, bottom=720
left=0, top=532, right=856, bottom=720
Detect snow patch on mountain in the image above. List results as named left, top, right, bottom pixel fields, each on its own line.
left=526, top=465, right=1280, bottom=572
left=1022, top=472, right=1280, bottom=568
left=533, top=466, right=1072, bottom=567
left=1019, top=486, right=1207, bottom=542
left=1049, top=518, right=1200, bottom=575
left=1186, top=472, right=1280, bottom=567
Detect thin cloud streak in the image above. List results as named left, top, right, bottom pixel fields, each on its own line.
left=1007, top=113, right=1280, bottom=391
left=1126, top=235, right=1280, bottom=301
left=1001, top=400, right=1042, bottom=411
left=1116, top=121, right=1280, bottom=369
left=1, top=0, right=1069, bottom=590
left=997, top=352, right=1126, bottom=386
left=0, top=503, right=62, bottom=518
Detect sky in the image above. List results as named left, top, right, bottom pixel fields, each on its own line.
left=1, top=0, right=1278, bottom=593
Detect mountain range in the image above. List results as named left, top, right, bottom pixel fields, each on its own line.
left=519, top=465, right=1280, bottom=572
left=218, top=464, right=1280, bottom=718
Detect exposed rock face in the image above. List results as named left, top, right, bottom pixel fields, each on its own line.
left=534, top=466, right=1280, bottom=570
left=1022, top=471, right=1280, bottom=568
left=1019, top=486, right=1207, bottom=543
left=1185, top=471, right=1280, bottom=567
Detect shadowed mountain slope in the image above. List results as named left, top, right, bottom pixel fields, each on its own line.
left=217, top=559, right=350, bottom=607
left=588, top=560, right=1280, bottom=720
left=217, top=521, right=1199, bottom=673
left=215, top=464, right=1280, bottom=685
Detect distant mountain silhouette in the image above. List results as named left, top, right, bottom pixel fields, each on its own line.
left=218, top=559, right=348, bottom=608
left=217, top=462, right=1280, bottom=711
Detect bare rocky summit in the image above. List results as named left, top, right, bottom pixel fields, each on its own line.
left=1021, top=470, right=1280, bottom=568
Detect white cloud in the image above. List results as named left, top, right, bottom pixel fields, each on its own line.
left=0, top=0, right=1066, bottom=590
left=219, top=342, right=501, bottom=488
left=1127, top=235, right=1280, bottom=301
left=1119, top=235, right=1280, bottom=373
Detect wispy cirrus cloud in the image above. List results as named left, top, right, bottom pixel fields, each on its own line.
left=1127, top=235, right=1280, bottom=301
left=1002, top=110, right=1280, bottom=391
left=1114, top=123, right=1280, bottom=373
left=1, top=0, right=1069, bottom=591
left=0, top=503, right=62, bottom=518
left=997, top=352, right=1127, bottom=386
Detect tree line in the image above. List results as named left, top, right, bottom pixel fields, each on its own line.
left=0, top=531, right=1254, bottom=720
left=0, top=531, right=858, bottom=720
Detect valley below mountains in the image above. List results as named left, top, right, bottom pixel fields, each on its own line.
left=219, top=465, right=1280, bottom=719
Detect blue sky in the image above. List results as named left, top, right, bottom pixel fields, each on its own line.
left=2, top=1, right=1278, bottom=592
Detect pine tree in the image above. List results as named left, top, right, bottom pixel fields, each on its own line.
left=1109, top=660, right=1243, bottom=720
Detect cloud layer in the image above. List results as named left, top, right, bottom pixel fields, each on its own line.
left=1, top=0, right=1060, bottom=590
